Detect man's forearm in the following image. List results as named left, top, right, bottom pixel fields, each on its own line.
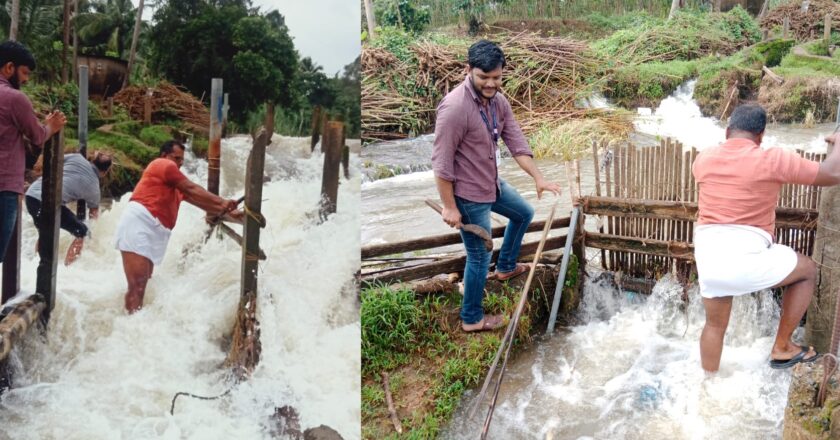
left=513, top=155, right=545, bottom=182
left=435, top=177, right=457, bottom=209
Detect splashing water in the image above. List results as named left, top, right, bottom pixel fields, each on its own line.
left=0, top=135, right=361, bottom=439
left=442, top=274, right=794, bottom=439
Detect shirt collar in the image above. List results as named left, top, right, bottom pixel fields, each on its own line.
left=0, top=76, right=11, bottom=88
left=721, top=137, right=760, bottom=149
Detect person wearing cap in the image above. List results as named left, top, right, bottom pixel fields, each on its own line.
left=693, top=103, right=840, bottom=372
left=0, top=40, right=67, bottom=264
left=25, top=151, right=113, bottom=265
left=115, top=140, right=243, bottom=313
left=431, top=40, right=561, bottom=333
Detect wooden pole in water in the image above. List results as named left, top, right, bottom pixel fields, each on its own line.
left=320, top=121, right=344, bottom=221
left=225, top=128, right=269, bottom=375
left=36, top=133, right=64, bottom=321
left=310, top=106, right=322, bottom=153
left=76, top=65, right=88, bottom=219
left=208, top=78, right=223, bottom=195
left=222, top=93, right=229, bottom=137
left=1, top=199, right=21, bottom=304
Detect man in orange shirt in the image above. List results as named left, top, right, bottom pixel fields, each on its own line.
left=115, top=140, right=243, bottom=313
left=693, top=104, right=840, bottom=372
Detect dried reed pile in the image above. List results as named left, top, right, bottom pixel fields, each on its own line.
left=362, top=32, right=611, bottom=141
left=114, top=82, right=210, bottom=135
left=761, top=0, right=840, bottom=41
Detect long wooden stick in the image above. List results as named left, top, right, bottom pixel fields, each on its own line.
left=469, top=199, right=558, bottom=419
left=479, top=200, right=558, bottom=439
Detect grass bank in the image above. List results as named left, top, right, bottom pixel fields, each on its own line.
left=361, top=260, right=580, bottom=438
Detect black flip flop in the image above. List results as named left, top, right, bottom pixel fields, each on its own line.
left=769, top=345, right=820, bottom=369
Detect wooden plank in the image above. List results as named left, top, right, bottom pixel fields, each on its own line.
left=36, top=134, right=63, bottom=319
left=363, top=235, right=568, bottom=284
left=585, top=231, right=694, bottom=261
left=581, top=196, right=818, bottom=229
left=362, top=217, right=571, bottom=259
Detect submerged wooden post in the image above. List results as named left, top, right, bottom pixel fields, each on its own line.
left=76, top=65, right=88, bottom=219
left=143, top=88, right=152, bottom=125
left=1, top=200, right=21, bottom=304
left=310, top=105, right=322, bottom=153
left=320, top=121, right=344, bottom=221
left=208, top=78, right=223, bottom=195
left=36, top=134, right=63, bottom=322
left=225, top=128, right=268, bottom=375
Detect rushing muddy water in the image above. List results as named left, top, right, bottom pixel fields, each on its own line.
left=0, top=136, right=361, bottom=440
left=361, top=80, right=836, bottom=439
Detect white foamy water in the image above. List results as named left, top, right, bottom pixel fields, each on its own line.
left=634, top=79, right=834, bottom=153
left=443, top=274, right=794, bottom=439
left=0, top=135, right=360, bottom=439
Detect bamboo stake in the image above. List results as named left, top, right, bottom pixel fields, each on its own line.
left=478, top=200, right=559, bottom=439
left=470, top=200, right=559, bottom=420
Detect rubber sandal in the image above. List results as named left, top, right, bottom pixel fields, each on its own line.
left=494, top=263, right=529, bottom=281
left=462, top=314, right=504, bottom=333
left=769, top=345, right=820, bottom=369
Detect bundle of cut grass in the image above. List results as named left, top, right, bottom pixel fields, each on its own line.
left=529, top=111, right=633, bottom=161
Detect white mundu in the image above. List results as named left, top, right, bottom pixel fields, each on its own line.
left=694, top=224, right=798, bottom=298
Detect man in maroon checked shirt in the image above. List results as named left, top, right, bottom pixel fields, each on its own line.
left=0, top=40, right=67, bottom=265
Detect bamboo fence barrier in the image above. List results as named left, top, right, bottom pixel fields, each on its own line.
left=586, top=138, right=825, bottom=279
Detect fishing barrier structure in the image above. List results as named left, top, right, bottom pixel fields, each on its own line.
left=361, top=135, right=837, bottom=437
left=585, top=138, right=824, bottom=283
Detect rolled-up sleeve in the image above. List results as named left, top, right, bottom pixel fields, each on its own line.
left=432, top=98, right=465, bottom=182
left=499, top=98, right=532, bottom=158
left=11, top=93, right=48, bottom=146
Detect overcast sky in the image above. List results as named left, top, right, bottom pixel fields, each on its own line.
left=135, top=0, right=360, bottom=77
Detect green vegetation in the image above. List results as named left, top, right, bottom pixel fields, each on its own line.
left=753, top=38, right=795, bottom=67
left=593, top=7, right=760, bottom=66
left=693, top=48, right=764, bottom=116
left=606, top=59, right=699, bottom=108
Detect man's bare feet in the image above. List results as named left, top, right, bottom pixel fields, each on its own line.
left=64, top=237, right=84, bottom=265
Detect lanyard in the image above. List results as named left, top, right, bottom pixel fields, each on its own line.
left=478, top=101, right=499, bottom=145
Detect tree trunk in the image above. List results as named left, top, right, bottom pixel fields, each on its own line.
left=62, top=0, right=71, bottom=83
left=124, top=0, right=144, bottom=89
left=363, top=0, right=376, bottom=39
left=72, top=0, right=78, bottom=84
left=669, top=0, right=682, bottom=20
left=9, top=0, right=19, bottom=41
left=714, top=0, right=722, bottom=12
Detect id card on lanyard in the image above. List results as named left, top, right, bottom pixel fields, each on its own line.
left=478, top=102, right=501, bottom=167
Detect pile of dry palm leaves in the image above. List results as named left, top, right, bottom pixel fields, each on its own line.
left=362, top=32, right=617, bottom=142
left=761, top=0, right=840, bottom=41
left=114, top=81, right=210, bottom=134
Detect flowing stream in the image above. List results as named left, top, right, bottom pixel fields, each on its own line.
left=0, top=135, right=361, bottom=440
left=361, top=80, right=836, bottom=439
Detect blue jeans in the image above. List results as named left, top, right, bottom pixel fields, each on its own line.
left=0, top=191, right=19, bottom=264
left=456, top=179, right=534, bottom=324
